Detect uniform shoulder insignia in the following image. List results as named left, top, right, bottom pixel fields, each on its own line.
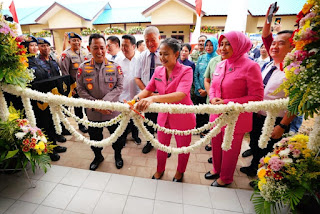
left=117, top=66, right=123, bottom=75
left=61, top=52, right=67, bottom=61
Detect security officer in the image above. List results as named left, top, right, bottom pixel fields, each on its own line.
left=59, top=32, right=89, bottom=133
left=77, top=33, right=126, bottom=171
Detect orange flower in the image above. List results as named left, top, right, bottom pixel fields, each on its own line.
left=22, top=139, right=30, bottom=145
left=302, top=3, right=313, bottom=14
left=22, top=145, right=30, bottom=152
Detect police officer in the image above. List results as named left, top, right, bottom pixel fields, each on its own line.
left=76, top=33, right=126, bottom=171
left=59, top=32, right=89, bottom=133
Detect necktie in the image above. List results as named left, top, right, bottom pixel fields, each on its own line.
left=111, top=55, right=116, bottom=60
left=150, top=52, right=155, bottom=80
left=263, top=66, right=277, bottom=88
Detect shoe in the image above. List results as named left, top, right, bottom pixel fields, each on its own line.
left=79, top=125, right=88, bottom=133
left=115, top=156, right=123, bottom=169
left=167, top=153, right=171, bottom=158
left=133, top=137, right=141, bottom=145
left=200, top=133, right=206, bottom=138
left=54, top=146, right=67, bottom=153
left=211, top=180, right=231, bottom=187
left=89, top=156, right=104, bottom=171
left=240, top=166, right=257, bottom=176
left=61, top=128, right=71, bottom=135
left=204, top=171, right=219, bottom=180
left=55, top=134, right=66, bottom=143
left=49, top=151, right=60, bottom=161
left=152, top=171, right=164, bottom=180
left=208, top=157, right=212, bottom=163
left=173, top=173, right=184, bottom=182
left=242, top=149, right=252, bottom=158
left=142, top=142, right=153, bottom=154
left=205, top=145, right=212, bottom=151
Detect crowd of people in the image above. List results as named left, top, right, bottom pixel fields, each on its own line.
left=7, top=3, right=303, bottom=187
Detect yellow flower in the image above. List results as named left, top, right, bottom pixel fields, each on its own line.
left=8, top=113, right=19, bottom=121
left=258, top=168, right=266, bottom=179
left=264, top=156, right=271, bottom=164
left=258, top=177, right=266, bottom=190
left=37, top=150, right=42, bottom=155
left=38, top=141, right=45, bottom=150
left=34, top=145, right=39, bottom=150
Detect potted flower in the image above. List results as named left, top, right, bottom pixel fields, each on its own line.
left=251, top=134, right=320, bottom=213
left=0, top=105, right=54, bottom=173
left=104, top=27, right=126, bottom=35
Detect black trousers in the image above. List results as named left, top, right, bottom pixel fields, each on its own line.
left=89, top=123, right=126, bottom=158
left=249, top=113, right=290, bottom=169
left=194, top=95, right=209, bottom=131
left=73, top=94, right=84, bottom=127
left=124, top=119, right=139, bottom=139
left=145, top=112, right=158, bottom=136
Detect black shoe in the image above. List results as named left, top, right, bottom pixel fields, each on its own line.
left=167, top=153, right=171, bottom=158
left=55, top=134, right=66, bottom=143
left=211, top=180, right=231, bottom=187
left=133, top=137, right=141, bottom=145
left=115, top=156, right=123, bottom=169
left=240, top=166, right=257, bottom=176
left=152, top=171, right=164, bottom=180
left=79, top=125, right=88, bottom=133
left=142, top=142, right=153, bottom=154
left=242, top=149, right=252, bottom=158
left=49, top=151, right=60, bottom=161
left=204, top=171, right=219, bottom=180
left=173, top=173, right=184, bottom=182
left=200, top=133, right=205, bottom=138
left=205, top=145, right=212, bottom=151
left=61, top=128, right=71, bottom=136
left=90, top=156, right=104, bottom=171
left=54, top=146, right=67, bottom=153
left=208, top=157, right=212, bottom=163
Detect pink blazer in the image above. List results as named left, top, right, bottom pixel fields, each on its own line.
left=209, top=56, right=264, bottom=133
left=146, top=62, right=196, bottom=130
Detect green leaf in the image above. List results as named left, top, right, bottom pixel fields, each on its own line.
left=24, top=152, right=31, bottom=161
left=4, top=149, right=19, bottom=160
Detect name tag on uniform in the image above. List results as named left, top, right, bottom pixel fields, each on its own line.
left=155, top=78, right=162, bottom=82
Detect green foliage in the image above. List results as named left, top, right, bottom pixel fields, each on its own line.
left=127, top=26, right=145, bottom=35
left=104, top=27, right=126, bottom=35
left=81, top=28, right=102, bottom=36
left=190, top=25, right=219, bottom=34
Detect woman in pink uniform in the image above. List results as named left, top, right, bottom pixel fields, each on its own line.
left=134, top=38, right=196, bottom=182
left=204, top=31, right=264, bottom=187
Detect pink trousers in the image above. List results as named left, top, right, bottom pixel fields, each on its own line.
left=211, top=131, right=245, bottom=184
left=157, top=129, right=192, bottom=173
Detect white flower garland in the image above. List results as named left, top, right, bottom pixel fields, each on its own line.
left=0, top=84, right=9, bottom=121
left=221, top=111, right=239, bottom=151
left=61, top=106, right=123, bottom=128
left=308, top=115, right=320, bottom=153
left=49, top=105, right=62, bottom=135
left=258, top=111, right=278, bottom=149
left=21, top=96, right=36, bottom=127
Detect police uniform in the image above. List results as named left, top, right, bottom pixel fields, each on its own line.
left=37, top=38, right=61, bottom=77
left=59, top=32, right=89, bottom=133
left=77, top=58, right=126, bottom=170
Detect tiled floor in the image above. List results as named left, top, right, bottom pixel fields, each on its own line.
left=0, top=165, right=255, bottom=214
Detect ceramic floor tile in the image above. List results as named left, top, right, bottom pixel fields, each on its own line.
left=41, top=184, right=78, bottom=210
left=93, top=192, right=127, bottom=214
left=4, top=200, right=38, bottom=214
left=156, top=180, right=183, bottom=203
left=209, top=188, right=243, bottom=212
left=60, top=168, right=90, bottom=187
left=0, top=197, right=15, bottom=214
left=123, top=196, right=154, bottom=214
left=0, top=178, right=35, bottom=200
left=104, top=174, right=133, bottom=195
left=40, top=165, right=71, bottom=183
left=81, top=171, right=111, bottom=191
left=182, top=183, right=212, bottom=208
left=33, top=205, right=63, bottom=214
left=129, top=177, right=157, bottom=199
left=183, top=204, right=213, bottom=214
left=19, top=180, right=56, bottom=204
left=213, top=210, right=243, bottom=214
left=235, top=189, right=255, bottom=214
left=153, top=200, right=183, bottom=214
left=66, top=188, right=102, bottom=214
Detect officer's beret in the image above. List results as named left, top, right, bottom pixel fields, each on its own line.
left=68, top=32, right=82, bottom=40
left=37, top=37, right=51, bottom=46
left=21, top=35, right=38, bottom=48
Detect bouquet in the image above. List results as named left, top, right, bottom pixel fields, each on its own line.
left=127, top=26, right=145, bottom=35
left=0, top=4, right=34, bottom=88
left=104, top=27, right=126, bottom=35
left=275, top=0, right=320, bottom=118
left=252, top=134, right=320, bottom=214
left=0, top=105, right=54, bottom=173
left=81, top=28, right=101, bottom=36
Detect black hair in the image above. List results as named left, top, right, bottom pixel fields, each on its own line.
left=181, top=43, right=191, bottom=52
left=160, top=38, right=181, bottom=53
left=260, top=43, right=264, bottom=48
left=89, top=34, right=105, bottom=46
left=107, top=35, right=120, bottom=47
left=136, top=40, right=144, bottom=48
left=122, top=34, right=136, bottom=45
left=199, top=35, right=207, bottom=40
left=277, top=30, right=294, bottom=36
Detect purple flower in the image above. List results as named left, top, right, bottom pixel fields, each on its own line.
left=268, top=156, right=285, bottom=171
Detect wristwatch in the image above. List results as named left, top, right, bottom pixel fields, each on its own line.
left=278, top=123, right=288, bottom=130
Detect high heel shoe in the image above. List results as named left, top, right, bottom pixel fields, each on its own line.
left=172, top=173, right=184, bottom=182
left=152, top=171, right=164, bottom=180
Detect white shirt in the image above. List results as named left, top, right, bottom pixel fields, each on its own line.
left=107, top=51, right=125, bottom=64
left=259, top=62, right=287, bottom=117
left=134, top=49, right=161, bottom=87
left=254, top=56, right=270, bottom=68
left=118, top=54, right=140, bottom=102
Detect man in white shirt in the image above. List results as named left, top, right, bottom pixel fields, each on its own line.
left=135, top=26, right=162, bottom=154
left=254, top=44, right=270, bottom=68
left=106, top=36, right=124, bottom=63
left=118, top=34, right=141, bottom=145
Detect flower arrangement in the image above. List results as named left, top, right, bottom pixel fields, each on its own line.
left=252, top=134, right=320, bottom=214
left=31, top=30, right=51, bottom=37
left=0, top=6, right=34, bottom=88
left=0, top=105, right=54, bottom=173
left=127, top=26, right=145, bottom=35
left=275, top=0, right=320, bottom=119
left=190, top=25, right=219, bottom=34
left=104, top=27, right=126, bottom=35
left=81, top=28, right=102, bottom=36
